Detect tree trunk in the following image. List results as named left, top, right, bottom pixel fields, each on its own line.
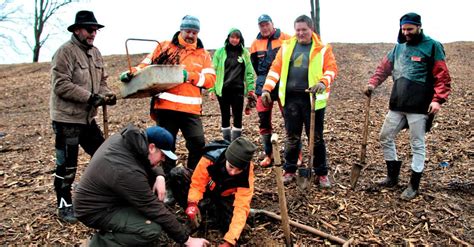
left=310, top=0, right=320, bottom=36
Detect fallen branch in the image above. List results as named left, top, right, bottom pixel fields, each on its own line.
left=431, top=228, right=472, bottom=246
left=342, top=237, right=354, bottom=247
left=251, top=208, right=347, bottom=244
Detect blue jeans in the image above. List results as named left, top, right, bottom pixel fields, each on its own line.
left=380, top=110, right=428, bottom=173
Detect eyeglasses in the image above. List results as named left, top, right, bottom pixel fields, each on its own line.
left=84, top=27, right=99, bottom=34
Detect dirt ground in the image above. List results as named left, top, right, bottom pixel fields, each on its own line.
left=0, top=42, right=472, bottom=246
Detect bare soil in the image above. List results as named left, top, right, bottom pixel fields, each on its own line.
left=0, top=42, right=472, bottom=246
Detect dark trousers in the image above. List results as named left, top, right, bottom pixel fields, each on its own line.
left=169, top=166, right=234, bottom=233
left=217, top=87, right=244, bottom=129
left=154, top=110, right=205, bottom=172
left=88, top=207, right=162, bottom=247
left=283, top=95, right=327, bottom=175
left=52, top=120, right=104, bottom=207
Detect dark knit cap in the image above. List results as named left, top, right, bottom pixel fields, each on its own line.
left=400, top=12, right=422, bottom=26
left=180, top=15, right=200, bottom=32
left=225, top=137, right=257, bottom=169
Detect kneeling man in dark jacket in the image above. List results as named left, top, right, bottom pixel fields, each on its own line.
left=74, top=124, right=209, bottom=246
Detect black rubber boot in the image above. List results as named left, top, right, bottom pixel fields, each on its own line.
left=231, top=129, right=242, bottom=141
left=401, top=170, right=422, bottom=200
left=261, top=133, right=272, bottom=156
left=377, top=160, right=402, bottom=187
left=222, top=127, right=231, bottom=142
left=58, top=205, right=78, bottom=223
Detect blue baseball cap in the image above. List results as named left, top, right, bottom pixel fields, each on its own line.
left=145, top=126, right=177, bottom=160
left=258, top=14, right=272, bottom=24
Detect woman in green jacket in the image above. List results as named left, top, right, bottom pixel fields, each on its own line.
left=211, top=28, right=256, bottom=141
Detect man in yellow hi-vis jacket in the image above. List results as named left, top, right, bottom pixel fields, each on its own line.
left=262, top=15, right=338, bottom=187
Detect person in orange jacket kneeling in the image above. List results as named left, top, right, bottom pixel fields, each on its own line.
left=169, top=137, right=256, bottom=246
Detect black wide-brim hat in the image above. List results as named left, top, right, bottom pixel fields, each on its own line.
left=67, top=10, right=104, bottom=32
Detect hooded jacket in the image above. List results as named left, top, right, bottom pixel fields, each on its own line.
left=74, top=124, right=189, bottom=244
left=211, top=28, right=255, bottom=97
left=133, top=31, right=216, bottom=117
left=50, top=34, right=112, bottom=124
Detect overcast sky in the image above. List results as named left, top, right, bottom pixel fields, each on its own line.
left=1, top=0, right=473, bottom=64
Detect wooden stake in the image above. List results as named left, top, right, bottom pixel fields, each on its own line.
left=271, top=134, right=292, bottom=247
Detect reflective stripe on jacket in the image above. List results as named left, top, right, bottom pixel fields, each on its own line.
left=250, top=29, right=291, bottom=95
left=263, top=33, right=338, bottom=110
left=188, top=156, right=255, bottom=246
left=134, top=32, right=216, bottom=116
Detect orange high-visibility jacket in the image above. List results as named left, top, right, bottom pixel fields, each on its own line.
left=134, top=32, right=216, bottom=117
left=250, top=28, right=291, bottom=95
left=188, top=157, right=255, bottom=245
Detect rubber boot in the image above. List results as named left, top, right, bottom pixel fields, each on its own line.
left=260, top=133, right=273, bottom=167
left=231, top=128, right=242, bottom=141
left=377, top=160, right=402, bottom=187
left=58, top=205, right=78, bottom=223
left=401, top=170, right=422, bottom=200
left=221, top=127, right=231, bottom=142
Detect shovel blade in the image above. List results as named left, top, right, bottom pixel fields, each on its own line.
left=296, top=167, right=312, bottom=190
left=350, top=163, right=363, bottom=189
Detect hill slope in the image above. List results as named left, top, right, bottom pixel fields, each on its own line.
left=0, top=42, right=472, bottom=245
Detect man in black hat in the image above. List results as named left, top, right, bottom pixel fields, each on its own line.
left=168, top=137, right=257, bottom=247
left=50, top=10, right=116, bottom=223
left=74, top=124, right=209, bottom=246
left=364, top=12, right=452, bottom=200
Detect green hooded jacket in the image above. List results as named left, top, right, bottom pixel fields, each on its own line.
left=210, top=28, right=255, bottom=96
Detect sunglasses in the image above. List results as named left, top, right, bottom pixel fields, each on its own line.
left=84, top=27, right=99, bottom=34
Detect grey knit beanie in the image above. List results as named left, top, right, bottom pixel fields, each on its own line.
left=180, top=15, right=200, bottom=32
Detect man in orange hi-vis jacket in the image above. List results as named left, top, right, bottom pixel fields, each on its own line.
left=262, top=15, right=338, bottom=187
left=168, top=137, right=256, bottom=247
left=250, top=14, right=291, bottom=168
left=120, top=15, right=216, bottom=204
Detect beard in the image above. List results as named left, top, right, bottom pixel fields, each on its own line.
left=74, top=33, right=94, bottom=48
left=405, top=32, right=422, bottom=45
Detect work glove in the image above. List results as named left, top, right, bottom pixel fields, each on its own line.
left=307, top=82, right=326, bottom=94
left=183, top=69, right=188, bottom=82
left=87, top=94, right=105, bottom=107
left=363, top=84, right=375, bottom=97
left=185, top=202, right=201, bottom=227
left=119, top=71, right=134, bottom=83
left=247, top=91, right=257, bottom=108
left=104, top=93, right=117, bottom=106
left=261, top=90, right=272, bottom=108
left=218, top=240, right=233, bottom=247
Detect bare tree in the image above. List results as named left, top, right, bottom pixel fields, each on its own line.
left=310, top=0, right=320, bottom=36
left=0, top=0, right=24, bottom=56
left=33, top=0, right=74, bottom=62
